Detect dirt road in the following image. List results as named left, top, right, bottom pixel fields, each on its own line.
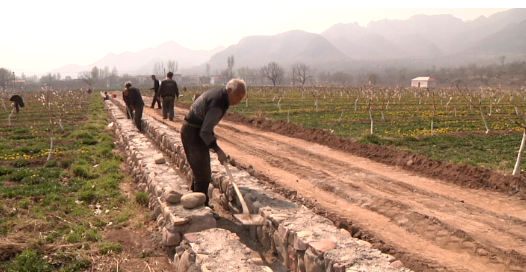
left=141, top=102, right=526, bottom=272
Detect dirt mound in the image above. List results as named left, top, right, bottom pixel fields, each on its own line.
left=222, top=112, right=526, bottom=199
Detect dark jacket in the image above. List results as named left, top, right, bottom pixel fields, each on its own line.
left=159, top=78, right=179, bottom=98
left=185, top=88, right=229, bottom=151
left=153, top=80, right=160, bottom=92
left=10, top=95, right=24, bottom=107
left=125, top=87, right=144, bottom=108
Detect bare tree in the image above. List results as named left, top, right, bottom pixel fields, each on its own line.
left=78, top=71, right=94, bottom=86
left=153, top=62, right=165, bottom=77
left=367, top=73, right=379, bottom=86
left=260, top=61, right=285, bottom=86
left=332, top=72, right=353, bottom=85
left=227, top=55, right=235, bottom=79
left=499, top=56, right=506, bottom=69
left=292, top=63, right=312, bottom=85
left=0, top=68, right=13, bottom=90
left=167, top=60, right=178, bottom=73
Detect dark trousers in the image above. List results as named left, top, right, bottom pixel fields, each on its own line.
left=125, top=104, right=133, bottom=119
left=181, top=124, right=211, bottom=206
left=14, top=103, right=20, bottom=113
left=151, top=92, right=162, bottom=108
left=162, top=96, right=175, bottom=121
left=133, top=106, right=143, bottom=132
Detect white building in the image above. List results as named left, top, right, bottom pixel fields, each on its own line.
left=411, top=77, right=437, bottom=88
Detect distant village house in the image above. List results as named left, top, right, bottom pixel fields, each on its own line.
left=411, top=77, right=437, bottom=88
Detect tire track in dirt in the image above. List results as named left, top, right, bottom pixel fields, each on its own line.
left=216, top=125, right=526, bottom=271
left=136, top=98, right=526, bottom=272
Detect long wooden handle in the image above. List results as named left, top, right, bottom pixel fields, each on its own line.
left=223, top=162, right=250, bottom=215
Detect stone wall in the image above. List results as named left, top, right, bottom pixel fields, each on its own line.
left=105, top=97, right=412, bottom=272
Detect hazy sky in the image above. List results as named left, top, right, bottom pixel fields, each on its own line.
left=0, top=1, right=514, bottom=74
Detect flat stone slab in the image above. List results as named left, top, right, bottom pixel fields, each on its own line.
left=176, top=228, right=271, bottom=272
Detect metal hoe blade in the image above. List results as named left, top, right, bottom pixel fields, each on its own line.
left=223, top=162, right=264, bottom=226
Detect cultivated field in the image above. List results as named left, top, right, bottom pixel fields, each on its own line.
left=0, top=91, right=171, bottom=271
left=179, top=85, right=526, bottom=173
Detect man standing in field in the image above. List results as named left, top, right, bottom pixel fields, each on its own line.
left=181, top=78, right=246, bottom=207
left=124, top=81, right=145, bottom=132
left=9, top=95, right=24, bottom=113
left=158, top=72, right=179, bottom=121
left=150, top=75, right=162, bottom=109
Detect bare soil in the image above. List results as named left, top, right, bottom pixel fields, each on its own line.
left=139, top=101, right=526, bottom=272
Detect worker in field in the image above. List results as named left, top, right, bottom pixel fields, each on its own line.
left=181, top=78, right=246, bottom=207
left=158, top=71, right=179, bottom=121
left=10, top=95, right=25, bottom=113
left=122, top=88, right=133, bottom=119
left=123, top=82, right=145, bottom=132
left=150, top=75, right=162, bottom=109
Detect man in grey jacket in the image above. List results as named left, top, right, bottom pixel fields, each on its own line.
left=158, top=72, right=179, bottom=121
left=181, top=78, right=246, bottom=207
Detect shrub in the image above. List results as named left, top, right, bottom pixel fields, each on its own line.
left=12, top=159, right=30, bottom=168
left=98, top=242, right=123, bottom=255
left=17, top=198, right=31, bottom=209
left=72, top=165, right=92, bottom=179
left=85, top=229, right=99, bottom=242
left=9, top=168, right=32, bottom=181
left=135, top=192, right=149, bottom=207
left=6, top=249, right=52, bottom=272
left=61, top=159, right=73, bottom=169
left=44, top=160, right=58, bottom=168
left=0, top=166, right=14, bottom=176
left=66, top=232, right=82, bottom=243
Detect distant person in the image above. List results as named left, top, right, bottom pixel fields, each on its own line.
left=87, top=88, right=93, bottom=94
left=124, top=82, right=145, bottom=132
left=103, top=92, right=110, bottom=101
left=150, top=75, right=162, bottom=109
left=181, top=78, right=246, bottom=207
left=122, top=88, right=133, bottom=119
left=9, top=95, right=25, bottom=113
left=158, top=71, right=179, bottom=121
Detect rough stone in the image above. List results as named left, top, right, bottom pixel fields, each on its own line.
left=170, top=214, right=190, bottom=226
left=180, top=193, right=206, bottom=209
left=294, top=230, right=314, bottom=251
left=155, top=185, right=163, bottom=197
left=177, top=250, right=195, bottom=272
left=270, top=213, right=290, bottom=226
left=186, top=216, right=216, bottom=233
left=287, top=245, right=298, bottom=271
left=164, top=188, right=183, bottom=204
left=211, top=188, right=221, bottom=201
left=162, top=227, right=182, bottom=246
left=304, top=247, right=324, bottom=272
left=309, top=240, right=336, bottom=257
left=208, top=184, right=215, bottom=199
left=390, top=260, right=405, bottom=268
left=273, top=231, right=288, bottom=267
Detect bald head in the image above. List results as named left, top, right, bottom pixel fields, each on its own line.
left=226, top=78, right=246, bottom=106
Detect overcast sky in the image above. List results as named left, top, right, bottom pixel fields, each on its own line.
left=0, top=1, right=515, bottom=74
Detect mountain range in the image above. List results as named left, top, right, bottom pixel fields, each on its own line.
left=49, top=8, right=526, bottom=78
